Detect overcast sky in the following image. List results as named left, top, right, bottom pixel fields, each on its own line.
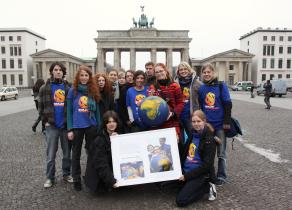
left=1, top=0, right=291, bottom=69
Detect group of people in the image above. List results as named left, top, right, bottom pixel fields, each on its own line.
left=34, top=60, right=232, bottom=207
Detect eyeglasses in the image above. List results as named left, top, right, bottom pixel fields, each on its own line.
left=155, top=70, right=164, bottom=74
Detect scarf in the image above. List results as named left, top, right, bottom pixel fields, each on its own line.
left=178, top=74, right=193, bottom=86
left=203, top=77, right=218, bottom=86
left=50, top=76, right=63, bottom=84
left=77, top=84, right=96, bottom=119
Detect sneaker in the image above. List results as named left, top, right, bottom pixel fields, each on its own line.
left=44, top=179, right=54, bottom=188
left=74, top=181, right=82, bottom=191
left=215, top=179, right=225, bottom=186
left=208, top=182, right=217, bottom=201
left=63, top=175, right=73, bottom=183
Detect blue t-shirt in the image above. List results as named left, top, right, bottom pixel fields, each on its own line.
left=198, top=82, right=231, bottom=129
left=183, top=131, right=203, bottom=173
left=51, top=83, right=65, bottom=128
left=67, top=88, right=97, bottom=129
left=126, top=86, right=148, bottom=128
left=179, top=82, right=191, bottom=120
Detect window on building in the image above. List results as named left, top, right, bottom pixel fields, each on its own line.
left=247, top=49, right=249, bottom=53
left=288, top=47, right=291, bottom=54
left=271, top=36, right=275, bottom=41
left=267, top=46, right=271, bottom=55
left=1, top=46, right=5, bottom=54
left=18, top=59, right=22, bottom=68
left=14, top=47, right=17, bottom=56
left=18, top=47, right=21, bottom=56
left=288, top=36, right=292, bottom=41
left=270, top=58, right=275, bottom=69
left=9, top=36, right=13, bottom=41
left=270, top=74, right=274, bottom=80
left=278, top=74, right=282, bottom=79
left=11, top=75, right=15, bottom=85
left=10, top=59, right=14, bottom=69
left=229, top=65, right=234, bottom=70
left=263, top=45, right=266, bottom=55
left=287, top=59, right=291, bottom=69
left=287, top=74, right=291, bottom=79
left=247, top=41, right=249, bottom=46
left=18, top=74, right=23, bottom=85
left=262, top=74, right=266, bottom=81
left=280, top=36, right=284, bottom=41
left=36, top=49, right=38, bottom=53
left=279, top=46, right=283, bottom=54
left=10, top=47, right=13, bottom=56
left=278, top=59, right=283, bottom=68
left=262, top=58, right=267, bottom=68
left=263, top=36, right=267, bottom=41
left=17, top=36, right=21, bottom=41
left=35, top=40, right=38, bottom=46
left=2, top=74, right=7, bottom=85
left=271, top=46, right=274, bottom=56
left=0, top=36, right=5, bottom=41
left=2, top=59, right=6, bottom=69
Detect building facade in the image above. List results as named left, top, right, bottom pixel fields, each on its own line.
left=191, top=49, right=254, bottom=85
left=240, top=27, right=292, bottom=85
left=0, top=28, right=46, bottom=87
left=31, top=49, right=96, bottom=84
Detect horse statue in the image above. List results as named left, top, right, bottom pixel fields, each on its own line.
left=150, top=17, right=154, bottom=28
left=138, top=14, right=148, bottom=28
left=132, top=18, right=137, bottom=28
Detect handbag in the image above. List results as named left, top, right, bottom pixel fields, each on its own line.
left=225, top=117, right=242, bottom=138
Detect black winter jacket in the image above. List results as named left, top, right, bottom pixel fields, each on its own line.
left=84, top=130, right=116, bottom=192
left=181, top=127, right=216, bottom=181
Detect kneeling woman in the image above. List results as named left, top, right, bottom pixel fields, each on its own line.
left=176, top=110, right=217, bottom=207
left=84, top=111, right=121, bottom=193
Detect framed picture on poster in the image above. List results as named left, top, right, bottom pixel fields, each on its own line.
left=111, top=127, right=182, bottom=187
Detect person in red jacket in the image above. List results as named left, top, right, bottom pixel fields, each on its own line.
left=147, top=63, right=184, bottom=142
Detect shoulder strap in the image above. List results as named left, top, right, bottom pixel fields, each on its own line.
left=218, top=81, right=223, bottom=100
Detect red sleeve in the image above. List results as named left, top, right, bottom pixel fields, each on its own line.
left=172, top=83, right=184, bottom=117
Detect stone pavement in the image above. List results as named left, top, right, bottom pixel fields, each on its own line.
left=0, top=97, right=292, bottom=210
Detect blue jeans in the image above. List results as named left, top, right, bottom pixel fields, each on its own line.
left=45, top=125, right=71, bottom=180
left=215, top=129, right=227, bottom=181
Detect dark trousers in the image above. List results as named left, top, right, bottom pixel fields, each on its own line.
left=176, top=174, right=210, bottom=207
left=72, top=126, right=98, bottom=182
left=180, top=117, right=192, bottom=144
left=264, top=95, right=271, bottom=108
left=32, top=100, right=45, bottom=131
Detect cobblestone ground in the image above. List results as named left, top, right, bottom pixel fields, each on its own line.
left=0, top=99, right=292, bottom=210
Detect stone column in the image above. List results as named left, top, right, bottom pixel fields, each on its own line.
left=130, top=48, right=136, bottom=70
left=238, top=62, right=243, bottom=81
left=225, top=61, right=230, bottom=83
left=151, top=48, right=157, bottom=63
left=215, top=61, right=220, bottom=80
left=114, top=48, right=121, bottom=70
left=97, top=48, right=105, bottom=72
left=166, top=48, right=173, bottom=73
left=42, top=62, right=47, bottom=80
left=247, top=62, right=252, bottom=81
left=181, top=48, right=189, bottom=62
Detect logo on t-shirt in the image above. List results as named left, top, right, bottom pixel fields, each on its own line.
left=53, top=89, right=65, bottom=106
left=135, top=94, right=146, bottom=105
left=187, top=143, right=197, bottom=162
left=78, top=96, right=89, bottom=112
left=182, top=87, right=190, bottom=102
left=205, top=92, right=215, bottom=107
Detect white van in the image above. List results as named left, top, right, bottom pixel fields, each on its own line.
left=257, top=80, right=287, bottom=97
left=231, top=81, right=253, bottom=91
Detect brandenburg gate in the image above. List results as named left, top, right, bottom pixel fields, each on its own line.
left=95, top=8, right=192, bottom=72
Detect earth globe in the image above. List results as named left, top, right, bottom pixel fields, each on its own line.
left=138, top=96, right=169, bottom=128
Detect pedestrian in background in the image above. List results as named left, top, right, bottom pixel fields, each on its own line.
left=38, top=62, right=73, bottom=188
left=250, top=85, right=255, bottom=98
left=264, top=80, right=272, bottom=109
left=32, top=78, right=45, bottom=133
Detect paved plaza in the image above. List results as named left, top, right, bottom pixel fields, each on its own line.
left=0, top=92, right=292, bottom=210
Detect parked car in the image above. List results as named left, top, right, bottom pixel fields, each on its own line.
left=231, top=81, right=253, bottom=91
left=0, top=86, right=19, bottom=101
left=257, top=80, right=287, bottom=97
